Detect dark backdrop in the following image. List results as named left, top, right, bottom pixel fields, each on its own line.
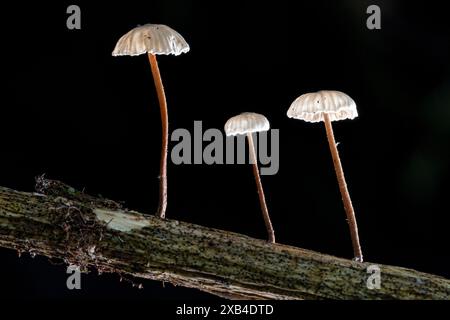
left=1, top=0, right=449, bottom=300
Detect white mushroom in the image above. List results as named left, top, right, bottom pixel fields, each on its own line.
left=225, top=113, right=275, bottom=243
left=287, top=90, right=363, bottom=262
left=112, top=24, right=190, bottom=219
left=287, top=90, right=357, bottom=123
left=112, top=24, right=190, bottom=56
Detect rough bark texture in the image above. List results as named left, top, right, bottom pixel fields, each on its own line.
left=0, top=177, right=448, bottom=300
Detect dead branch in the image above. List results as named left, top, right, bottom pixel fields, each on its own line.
left=0, top=178, right=448, bottom=299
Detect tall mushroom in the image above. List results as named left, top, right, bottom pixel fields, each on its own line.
left=225, top=113, right=276, bottom=243
left=287, top=90, right=363, bottom=261
left=112, top=24, right=190, bottom=219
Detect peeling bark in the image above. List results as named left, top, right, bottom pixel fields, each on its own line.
left=0, top=178, right=448, bottom=300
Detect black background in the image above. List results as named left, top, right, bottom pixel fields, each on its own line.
left=0, top=0, right=449, bottom=301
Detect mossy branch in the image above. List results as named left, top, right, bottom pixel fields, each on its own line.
left=0, top=177, right=448, bottom=299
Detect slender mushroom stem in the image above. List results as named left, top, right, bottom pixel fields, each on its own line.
left=147, top=53, right=168, bottom=219
left=247, top=133, right=275, bottom=243
left=323, top=113, right=363, bottom=261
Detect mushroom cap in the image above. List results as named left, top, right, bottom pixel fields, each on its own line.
left=224, top=112, right=270, bottom=136
left=112, top=24, right=190, bottom=56
left=287, top=90, right=358, bottom=123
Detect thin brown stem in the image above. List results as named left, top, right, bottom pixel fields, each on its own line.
left=247, top=133, right=275, bottom=243
left=148, top=53, right=168, bottom=219
left=323, top=113, right=363, bottom=261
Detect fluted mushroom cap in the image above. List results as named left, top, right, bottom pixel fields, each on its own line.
left=112, top=24, right=190, bottom=56
left=287, top=90, right=358, bottom=123
left=224, top=112, right=270, bottom=136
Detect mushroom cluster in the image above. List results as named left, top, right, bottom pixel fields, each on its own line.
left=112, top=24, right=363, bottom=261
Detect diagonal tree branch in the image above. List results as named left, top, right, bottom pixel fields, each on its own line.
left=0, top=177, right=448, bottom=299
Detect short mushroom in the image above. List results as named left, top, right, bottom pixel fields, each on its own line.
left=287, top=90, right=363, bottom=261
left=225, top=112, right=276, bottom=243
left=112, top=24, right=190, bottom=219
